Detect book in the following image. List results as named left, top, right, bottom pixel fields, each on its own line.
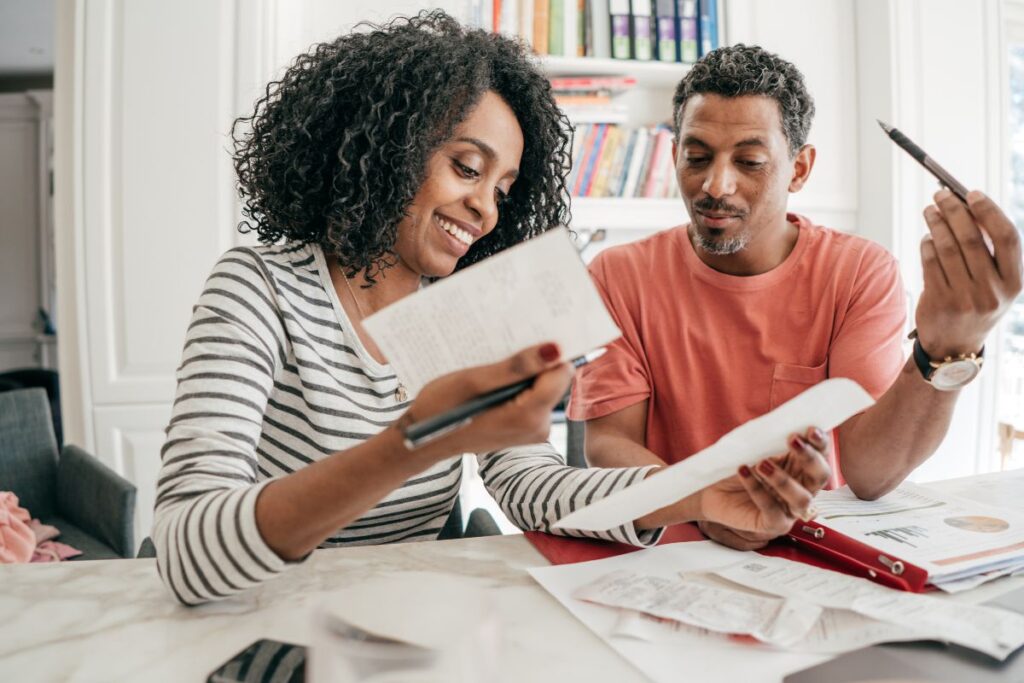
left=562, top=0, right=578, bottom=58
left=654, top=0, right=678, bottom=63
left=590, top=125, right=623, bottom=197
left=579, top=124, right=610, bottom=196
left=549, top=75, right=637, bottom=92
left=571, top=124, right=600, bottom=195
left=533, top=0, right=550, bottom=54
left=697, top=0, right=718, bottom=56
left=608, top=0, right=632, bottom=59
left=677, top=0, right=698, bottom=63
left=549, top=0, right=565, bottom=56
left=588, top=0, right=612, bottom=59
left=518, top=0, right=535, bottom=45
left=630, top=0, right=654, bottom=61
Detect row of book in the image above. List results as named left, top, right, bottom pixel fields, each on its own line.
left=469, top=0, right=720, bottom=63
left=568, top=124, right=680, bottom=199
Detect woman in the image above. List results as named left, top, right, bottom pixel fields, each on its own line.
left=153, top=11, right=830, bottom=605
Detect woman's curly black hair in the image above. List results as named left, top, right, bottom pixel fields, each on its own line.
left=232, top=10, right=571, bottom=281
left=672, top=43, right=815, bottom=157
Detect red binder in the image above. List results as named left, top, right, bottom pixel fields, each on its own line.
left=525, top=520, right=930, bottom=593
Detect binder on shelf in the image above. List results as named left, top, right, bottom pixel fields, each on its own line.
left=630, top=0, right=654, bottom=61
left=697, top=0, right=718, bottom=56
left=533, top=0, right=550, bottom=55
left=654, top=0, right=678, bottom=63
left=677, top=0, right=699, bottom=63
left=608, top=0, right=632, bottom=59
left=549, top=0, right=565, bottom=56
left=588, top=0, right=612, bottom=58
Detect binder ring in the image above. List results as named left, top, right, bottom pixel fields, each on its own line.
left=878, top=555, right=905, bottom=575
left=802, top=525, right=825, bottom=540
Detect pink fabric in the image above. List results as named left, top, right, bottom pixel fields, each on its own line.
left=0, top=492, right=36, bottom=564
left=32, top=541, right=82, bottom=562
left=0, top=491, right=83, bottom=563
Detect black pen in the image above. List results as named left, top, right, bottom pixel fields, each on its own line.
left=400, top=348, right=608, bottom=449
left=877, top=120, right=969, bottom=202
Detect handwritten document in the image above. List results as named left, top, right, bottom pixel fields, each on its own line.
left=553, top=378, right=874, bottom=531
left=716, top=556, right=1024, bottom=660
left=362, top=228, right=620, bottom=395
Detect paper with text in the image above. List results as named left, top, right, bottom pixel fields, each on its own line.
left=716, top=556, right=1024, bottom=660
left=574, top=570, right=821, bottom=647
left=814, top=482, right=1024, bottom=583
left=362, top=228, right=620, bottom=395
left=553, top=378, right=874, bottom=531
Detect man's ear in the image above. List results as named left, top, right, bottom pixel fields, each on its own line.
left=788, top=144, right=816, bottom=193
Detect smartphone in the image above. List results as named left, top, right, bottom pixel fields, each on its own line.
left=207, top=638, right=306, bottom=683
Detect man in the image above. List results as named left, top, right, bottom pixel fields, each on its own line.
left=568, top=44, right=1022, bottom=550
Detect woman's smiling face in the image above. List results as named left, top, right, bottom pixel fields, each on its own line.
left=392, top=90, right=524, bottom=279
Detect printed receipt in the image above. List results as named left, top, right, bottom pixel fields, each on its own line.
left=553, top=378, right=874, bottom=532
left=574, top=570, right=821, bottom=647
left=362, top=228, right=620, bottom=395
left=715, top=556, right=1024, bottom=660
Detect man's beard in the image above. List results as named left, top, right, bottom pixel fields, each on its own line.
left=689, top=223, right=752, bottom=255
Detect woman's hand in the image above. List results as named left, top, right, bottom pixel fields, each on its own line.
left=401, top=342, right=572, bottom=461
left=697, top=427, right=832, bottom=551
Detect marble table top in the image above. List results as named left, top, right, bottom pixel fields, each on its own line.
left=0, top=534, right=648, bottom=683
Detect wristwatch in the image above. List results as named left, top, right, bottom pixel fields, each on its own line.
left=910, top=333, right=984, bottom=391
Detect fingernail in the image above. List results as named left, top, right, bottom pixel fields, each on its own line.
left=539, top=343, right=560, bottom=362
left=738, top=465, right=752, bottom=478
left=967, top=190, right=984, bottom=203
left=799, top=506, right=819, bottom=522
left=936, top=189, right=952, bottom=201
left=789, top=436, right=801, bottom=451
left=758, top=460, right=775, bottom=476
left=813, top=428, right=826, bottom=443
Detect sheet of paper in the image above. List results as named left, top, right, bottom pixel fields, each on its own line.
left=552, top=378, right=874, bottom=531
left=574, top=570, right=821, bottom=647
left=528, top=542, right=832, bottom=683
left=362, top=227, right=620, bottom=394
left=715, top=556, right=1024, bottom=660
left=926, top=468, right=1024, bottom=514
left=814, top=482, right=1024, bottom=582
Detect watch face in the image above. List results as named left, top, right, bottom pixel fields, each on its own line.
left=932, top=360, right=982, bottom=390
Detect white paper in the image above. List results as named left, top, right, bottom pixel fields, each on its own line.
left=716, top=556, right=1024, bottom=660
left=553, top=378, right=874, bottom=531
left=574, top=570, right=821, bottom=647
left=362, top=228, right=620, bottom=394
left=814, top=482, right=1024, bottom=582
left=927, top=468, right=1024, bottom=514
left=528, top=542, right=834, bottom=683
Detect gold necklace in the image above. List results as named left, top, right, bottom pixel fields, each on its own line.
left=342, top=273, right=408, bottom=403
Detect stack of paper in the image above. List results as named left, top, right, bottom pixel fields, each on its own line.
left=814, top=482, right=1024, bottom=592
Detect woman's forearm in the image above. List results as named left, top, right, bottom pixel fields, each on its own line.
left=254, top=426, right=442, bottom=560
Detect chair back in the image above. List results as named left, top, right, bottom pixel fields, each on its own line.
left=0, top=388, right=60, bottom=517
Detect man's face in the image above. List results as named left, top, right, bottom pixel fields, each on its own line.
left=674, top=94, right=811, bottom=262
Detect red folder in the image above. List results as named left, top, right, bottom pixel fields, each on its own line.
left=525, top=521, right=930, bottom=593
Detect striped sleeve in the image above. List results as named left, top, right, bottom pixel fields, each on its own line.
left=153, top=248, right=296, bottom=605
left=477, top=444, right=665, bottom=546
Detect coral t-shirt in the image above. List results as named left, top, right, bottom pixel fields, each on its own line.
left=568, top=214, right=907, bottom=485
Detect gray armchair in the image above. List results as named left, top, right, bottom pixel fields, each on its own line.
left=0, top=388, right=136, bottom=559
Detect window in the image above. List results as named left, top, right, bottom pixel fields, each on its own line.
left=995, top=25, right=1024, bottom=470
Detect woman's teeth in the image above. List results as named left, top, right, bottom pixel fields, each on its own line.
left=437, top=217, right=473, bottom=246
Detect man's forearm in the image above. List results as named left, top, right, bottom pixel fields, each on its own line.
left=838, top=358, right=959, bottom=500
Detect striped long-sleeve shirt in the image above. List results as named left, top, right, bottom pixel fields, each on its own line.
left=153, top=243, right=662, bottom=605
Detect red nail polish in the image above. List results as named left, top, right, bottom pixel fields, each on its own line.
left=739, top=465, right=752, bottom=478
left=789, top=436, right=802, bottom=451
left=539, top=343, right=560, bottom=362
left=759, top=460, right=775, bottom=476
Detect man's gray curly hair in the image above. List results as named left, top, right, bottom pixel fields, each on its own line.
left=672, top=44, right=815, bottom=157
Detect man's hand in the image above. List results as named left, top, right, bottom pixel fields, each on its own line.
left=916, top=190, right=1023, bottom=360
left=698, top=427, right=832, bottom=550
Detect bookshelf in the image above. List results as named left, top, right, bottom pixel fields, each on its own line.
left=540, top=57, right=690, bottom=231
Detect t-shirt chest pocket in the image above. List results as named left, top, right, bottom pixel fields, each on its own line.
left=770, top=361, right=828, bottom=409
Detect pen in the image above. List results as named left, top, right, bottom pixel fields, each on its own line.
left=877, top=120, right=969, bottom=202
left=400, top=347, right=608, bottom=449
